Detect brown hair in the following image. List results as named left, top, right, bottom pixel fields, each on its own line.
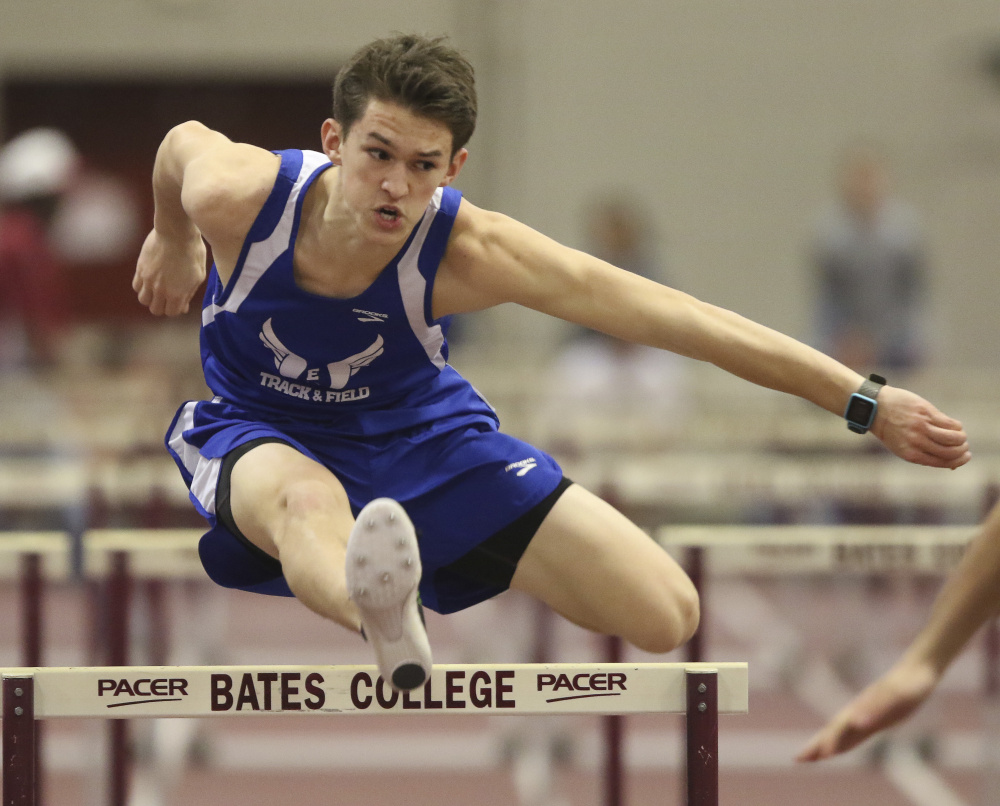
left=333, top=34, right=477, bottom=156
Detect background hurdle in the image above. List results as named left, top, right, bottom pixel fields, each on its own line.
left=655, top=523, right=977, bottom=666
left=650, top=522, right=999, bottom=806
left=1, top=662, right=748, bottom=806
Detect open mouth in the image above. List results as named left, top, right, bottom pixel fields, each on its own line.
left=377, top=206, right=400, bottom=222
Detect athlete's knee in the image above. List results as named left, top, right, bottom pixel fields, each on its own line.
left=671, top=580, right=701, bottom=648
left=280, top=476, right=351, bottom=524
left=631, top=579, right=700, bottom=654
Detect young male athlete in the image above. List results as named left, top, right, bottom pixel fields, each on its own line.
left=798, top=500, right=1000, bottom=761
left=133, top=34, right=971, bottom=691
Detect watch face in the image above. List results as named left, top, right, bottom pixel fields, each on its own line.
left=845, top=395, right=876, bottom=426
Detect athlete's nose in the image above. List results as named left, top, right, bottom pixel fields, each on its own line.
left=381, top=162, right=408, bottom=199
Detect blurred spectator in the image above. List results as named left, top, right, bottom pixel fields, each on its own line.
left=570, top=194, right=665, bottom=335
left=50, top=172, right=141, bottom=266
left=811, top=143, right=927, bottom=372
left=0, top=127, right=78, bottom=370
left=543, top=194, right=689, bottom=449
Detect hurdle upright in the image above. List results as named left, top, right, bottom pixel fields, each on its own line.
left=2, top=661, right=747, bottom=805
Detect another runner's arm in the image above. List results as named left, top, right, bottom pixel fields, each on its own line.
left=896, top=503, right=1000, bottom=680
left=798, top=502, right=1000, bottom=760
left=438, top=201, right=969, bottom=469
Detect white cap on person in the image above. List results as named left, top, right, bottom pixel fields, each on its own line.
left=0, top=127, right=79, bottom=202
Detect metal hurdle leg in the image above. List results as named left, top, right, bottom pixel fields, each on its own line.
left=2, top=675, right=36, bottom=806
left=981, top=485, right=1000, bottom=806
left=18, top=555, right=42, bottom=806
left=107, top=552, right=131, bottom=806
left=685, top=549, right=712, bottom=805
left=604, top=654, right=721, bottom=806
left=19, top=556, right=42, bottom=669
left=685, top=546, right=706, bottom=664
left=603, top=634, right=624, bottom=806
left=686, top=670, right=719, bottom=806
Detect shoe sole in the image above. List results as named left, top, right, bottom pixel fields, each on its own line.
left=346, top=498, right=431, bottom=691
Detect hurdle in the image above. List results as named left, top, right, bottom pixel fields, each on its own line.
left=3, top=531, right=750, bottom=805
left=654, top=523, right=978, bottom=664
left=656, top=523, right=977, bottom=577
left=565, top=451, right=1000, bottom=525
left=1, top=661, right=748, bottom=805
left=650, top=523, right=995, bottom=804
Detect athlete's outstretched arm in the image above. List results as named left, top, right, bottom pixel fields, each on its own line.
left=133, top=121, right=278, bottom=316
left=438, top=201, right=970, bottom=469
left=798, top=502, right=1000, bottom=761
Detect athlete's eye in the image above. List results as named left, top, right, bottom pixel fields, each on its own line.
left=368, top=148, right=390, bottom=161
left=416, top=161, right=437, bottom=172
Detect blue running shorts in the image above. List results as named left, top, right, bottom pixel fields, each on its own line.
left=166, top=398, right=569, bottom=614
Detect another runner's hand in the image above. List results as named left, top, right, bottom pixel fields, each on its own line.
left=133, top=229, right=207, bottom=316
left=870, top=386, right=970, bottom=469
left=797, top=658, right=939, bottom=762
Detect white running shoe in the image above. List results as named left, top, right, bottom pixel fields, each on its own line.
left=346, top=498, right=431, bottom=691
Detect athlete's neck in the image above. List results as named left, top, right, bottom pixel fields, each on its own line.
left=292, top=169, right=406, bottom=298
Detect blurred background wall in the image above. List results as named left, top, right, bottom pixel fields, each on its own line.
left=1, top=0, right=999, bottom=369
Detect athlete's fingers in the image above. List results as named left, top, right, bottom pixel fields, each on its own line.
left=797, top=723, right=852, bottom=762
left=925, top=407, right=964, bottom=432
left=916, top=431, right=971, bottom=459
left=135, top=283, right=157, bottom=312
left=912, top=427, right=971, bottom=465
left=924, top=423, right=970, bottom=447
left=889, top=434, right=969, bottom=468
left=797, top=721, right=872, bottom=762
left=165, top=296, right=190, bottom=317
left=906, top=445, right=971, bottom=469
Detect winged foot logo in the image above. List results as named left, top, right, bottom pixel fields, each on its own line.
left=257, top=318, right=383, bottom=403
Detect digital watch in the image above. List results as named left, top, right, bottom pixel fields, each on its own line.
left=844, top=373, right=886, bottom=434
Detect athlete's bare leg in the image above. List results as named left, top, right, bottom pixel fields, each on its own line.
left=227, top=441, right=361, bottom=632
left=227, top=441, right=431, bottom=688
left=509, top=483, right=699, bottom=653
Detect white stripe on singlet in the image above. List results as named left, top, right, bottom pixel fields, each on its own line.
left=397, top=187, right=447, bottom=370
left=202, top=152, right=330, bottom=326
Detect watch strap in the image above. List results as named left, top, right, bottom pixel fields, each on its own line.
left=859, top=373, right=886, bottom=399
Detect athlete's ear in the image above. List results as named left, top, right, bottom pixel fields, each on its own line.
left=440, top=148, right=468, bottom=187
left=321, top=119, right=344, bottom=166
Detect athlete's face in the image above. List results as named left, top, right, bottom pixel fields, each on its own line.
left=322, top=100, right=467, bottom=245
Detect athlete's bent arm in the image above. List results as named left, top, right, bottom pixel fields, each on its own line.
left=798, top=502, right=1000, bottom=761
left=133, top=121, right=278, bottom=316
left=437, top=201, right=970, bottom=469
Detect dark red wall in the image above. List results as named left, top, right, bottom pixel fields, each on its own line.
left=4, top=77, right=333, bottom=322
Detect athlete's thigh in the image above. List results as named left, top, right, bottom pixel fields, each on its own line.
left=227, top=440, right=353, bottom=558
left=509, top=483, right=697, bottom=639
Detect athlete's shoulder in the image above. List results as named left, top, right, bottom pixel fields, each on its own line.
left=180, top=129, right=282, bottom=252
left=183, top=136, right=280, bottom=215
left=436, top=196, right=548, bottom=315
left=446, top=195, right=536, bottom=265
left=448, top=194, right=496, bottom=237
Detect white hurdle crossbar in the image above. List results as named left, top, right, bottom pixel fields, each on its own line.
left=656, top=523, right=976, bottom=576
left=2, top=661, right=747, bottom=805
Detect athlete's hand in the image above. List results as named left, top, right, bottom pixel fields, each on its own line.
left=133, top=229, right=207, bottom=316
left=797, top=658, right=939, bottom=762
left=870, top=386, right=970, bottom=469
